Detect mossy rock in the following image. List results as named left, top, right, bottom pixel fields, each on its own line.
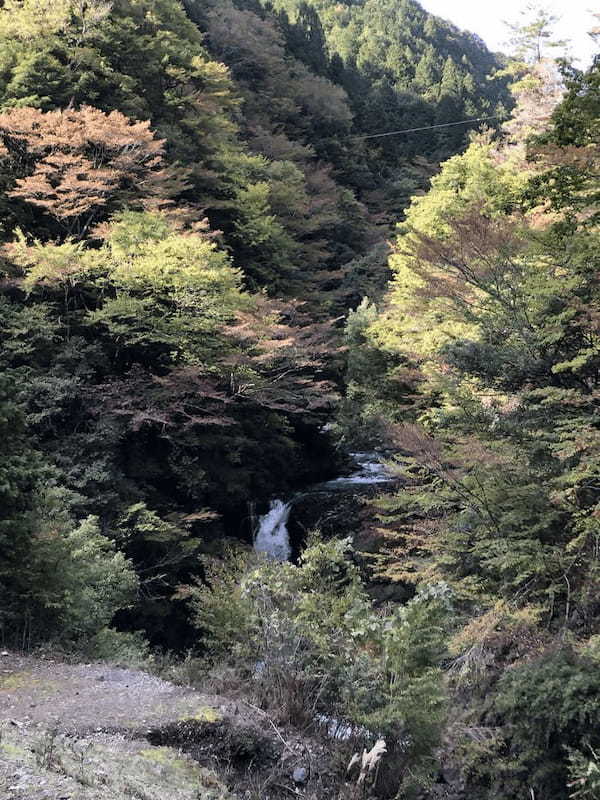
left=0, top=670, right=58, bottom=694
left=0, top=724, right=233, bottom=799
left=181, top=705, right=221, bottom=723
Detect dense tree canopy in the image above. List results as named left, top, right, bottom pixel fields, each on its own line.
left=3, top=2, right=598, bottom=799
left=347, top=51, right=600, bottom=799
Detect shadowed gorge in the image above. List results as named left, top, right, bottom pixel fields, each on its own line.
left=0, top=1, right=599, bottom=799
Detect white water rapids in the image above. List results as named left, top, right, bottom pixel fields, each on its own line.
left=323, top=451, right=392, bottom=487
left=254, top=452, right=392, bottom=561
left=254, top=498, right=293, bottom=561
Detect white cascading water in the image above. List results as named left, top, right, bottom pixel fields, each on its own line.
left=254, top=499, right=292, bottom=561
left=254, top=453, right=392, bottom=561
left=323, top=452, right=392, bottom=487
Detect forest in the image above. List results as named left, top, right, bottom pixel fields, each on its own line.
left=0, top=0, right=598, bottom=798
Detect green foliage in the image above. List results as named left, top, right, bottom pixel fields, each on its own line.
left=0, top=0, right=379, bottom=303
left=343, top=50, right=600, bottom=800
left=0, top=0, right=514, bottom=306
left=0, top=203, right=339, bottom=643
left=504, top=2, right=569, bottom=64
left=568, top=746, right=600, bottom=799
left=0, top=372, right=49, bottom=640
left=335, top=297, right=411, bottom=447
left=2, top=483, right=139, bottom=645
left=31, top=512, right=139, bottom=641
left=113, top=502, right=207, bottom=645
left=102, top=214, right=245, bottom=321
left=0, top=15, right=592, bottom=800
left=490, top=649, right=600, bottom=799
left=84, top=627, right=151, bottom=666
left=183, top=536, right=449, bottom=795
left=528, top=56, right=600, bottom=225
left=0, top=0, right=237, bottom=161
left=267, top=0, right=511, bottom=160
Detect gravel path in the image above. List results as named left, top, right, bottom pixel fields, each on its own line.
left=0, top=651, right=239, bottom=800
left=0, top=652, right=230, bottom=735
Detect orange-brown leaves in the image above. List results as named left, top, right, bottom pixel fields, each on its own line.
left=0, top=105, right=188, bottom=238
left=406, top=208, right=527, bottom=307
left=223, top=296, right=339, bottom=414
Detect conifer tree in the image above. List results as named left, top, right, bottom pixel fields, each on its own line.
left=504, top=2, right=569, bottom=63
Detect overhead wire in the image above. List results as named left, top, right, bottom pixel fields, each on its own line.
left=347, top=114, right=503, bottom=141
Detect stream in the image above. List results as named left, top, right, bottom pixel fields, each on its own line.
left=254, top=452, right=393, bottom=561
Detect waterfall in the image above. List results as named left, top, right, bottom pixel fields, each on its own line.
left=254, top=499, right=292, bottom=561
left=323, top=451, right=392, bottom=487
left=253, top=453, right=392, bottom=562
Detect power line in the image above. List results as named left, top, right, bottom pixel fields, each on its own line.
left=349, top=115, right=502, bottom=141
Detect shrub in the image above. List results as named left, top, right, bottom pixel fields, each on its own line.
left=489, top=648, right=600, bottom=800
left=7, top=490, right=139, bottom=647
left=84, top=627, right=150, bottom=667
left=568, top=747, right=600, bottom=799
left=181, top=536, right=450, bottom=797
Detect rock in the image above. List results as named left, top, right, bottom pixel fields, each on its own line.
left=293, top=766, right=308, bottom=784
left=289, top=489, right=366, bottom=544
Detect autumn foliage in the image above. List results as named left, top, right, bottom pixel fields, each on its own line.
left=0, top=105, right=186, bottom=238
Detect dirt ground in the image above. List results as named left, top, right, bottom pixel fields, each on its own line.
left=0, top=651, right=234, bottom=733
left=0, top=651, right=340, bottom=800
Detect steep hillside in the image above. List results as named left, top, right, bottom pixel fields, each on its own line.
left=0, top=0, right=514, bottom=649
left=0, top=651, right=333, bottom=800
left=186, top=0, right=513, bottom=228
left=2, top=1, right=600, bottom=798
